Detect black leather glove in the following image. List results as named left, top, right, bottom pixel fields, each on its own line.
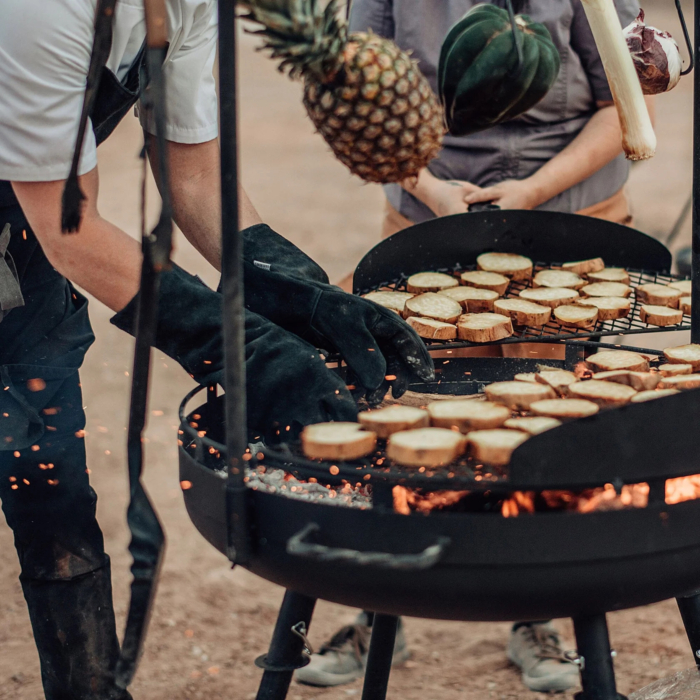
left=240, top=224, right=435, bottom=404
left=110, top=264, right=357, bottom=439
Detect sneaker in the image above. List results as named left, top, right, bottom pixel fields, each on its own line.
left=506, top=622, right=580, bottom=693
left=295, top=613, right=410, bottom=687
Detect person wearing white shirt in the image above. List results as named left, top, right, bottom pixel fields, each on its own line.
left=0, top=1, right=436, bottom=697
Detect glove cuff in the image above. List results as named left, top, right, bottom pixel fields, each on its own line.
left=110, top=264, right=223, bottom=384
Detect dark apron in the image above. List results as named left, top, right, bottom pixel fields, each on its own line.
left=0, top=43, right=146, bottom=452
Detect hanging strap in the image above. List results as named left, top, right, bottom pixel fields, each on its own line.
left=114, top=0, right=171, bottom=689
left=61, top=0, right=118, bottom=233
left=0, top=224, right=24, bottom=322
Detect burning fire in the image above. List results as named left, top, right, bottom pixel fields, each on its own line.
left=394, top=475, right=700, bottom=517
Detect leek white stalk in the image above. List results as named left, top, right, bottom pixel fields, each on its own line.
left=580, top=0, right=656, bottom=161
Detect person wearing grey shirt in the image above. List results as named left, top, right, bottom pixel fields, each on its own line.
left=344, top=0, right=653, bottom=241
left=297, top=0, right=655, bottom=694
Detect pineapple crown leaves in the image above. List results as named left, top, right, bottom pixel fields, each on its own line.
left=239, top=0, right=349, bottom=82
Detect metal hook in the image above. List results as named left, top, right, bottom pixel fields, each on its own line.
left=505, top=0, right=524, bottom=70
left=674, top=0, right=694, bottom=76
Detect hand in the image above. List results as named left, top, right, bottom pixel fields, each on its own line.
left=240, top=225, right=435, bottom=404
left=464, top=179, right=541, bottom=211
left=423, top=178, right=484, bottom=218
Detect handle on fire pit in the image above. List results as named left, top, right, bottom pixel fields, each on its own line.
left=287, top=523, right=450, bottom=570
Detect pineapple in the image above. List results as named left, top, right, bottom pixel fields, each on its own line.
left=240, top=0, right=445, bottom=183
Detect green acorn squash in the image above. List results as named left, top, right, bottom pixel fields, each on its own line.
left=439, top=3, right=561, bottom=136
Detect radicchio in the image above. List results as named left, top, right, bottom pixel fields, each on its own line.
left=623, top=9, right=683, bottom=94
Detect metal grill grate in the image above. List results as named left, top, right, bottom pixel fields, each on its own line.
left=362, top=263, right=691, bottom=347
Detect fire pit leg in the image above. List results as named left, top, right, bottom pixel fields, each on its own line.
left=573, top=614, right=626, bottom=700
left=676, top=593, right=700, bottom=666
left=255, top=591, right=317, bottom=700
left=361, top=614, right=399, bottom=700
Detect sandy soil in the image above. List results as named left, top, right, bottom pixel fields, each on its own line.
left=1, top=3, right=699, bottom=699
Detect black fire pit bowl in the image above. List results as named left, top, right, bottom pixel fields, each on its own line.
left=178, top=384, right=700, bottom=623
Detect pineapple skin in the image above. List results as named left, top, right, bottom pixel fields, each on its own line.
left=303, top=32, right=445, bottom=183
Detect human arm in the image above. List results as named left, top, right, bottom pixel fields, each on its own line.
left=464, top=96, right=655, bottom=210
left=12, top=169, right=143, bottom=312
left=150, top=137, right=262, bottom=270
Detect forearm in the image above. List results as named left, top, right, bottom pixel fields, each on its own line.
left=526, top=97, right=655, bottom=207
left=153, top=138, right=262, bottom=270
left=526, top=106, right=623, bottom=207
left=12, top=170, right=142, bottom=312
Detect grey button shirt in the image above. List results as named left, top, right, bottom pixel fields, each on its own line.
left=349, top=0, right=640, bottom=222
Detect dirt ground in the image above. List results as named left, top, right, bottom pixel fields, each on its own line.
left=1, top=3, right=699, bottom=699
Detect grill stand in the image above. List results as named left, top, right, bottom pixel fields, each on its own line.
left=573, top=615, right=626, bottom=700
left=361, top=615, right=400, bottom=700
left=254, top=591, right=317, bottom=700
left=677, top=593, right=700, bottom=667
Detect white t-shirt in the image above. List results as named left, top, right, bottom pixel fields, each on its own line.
left=0, top=0, right=218, bottom=182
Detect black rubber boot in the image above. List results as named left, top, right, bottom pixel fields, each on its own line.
left=21, top=559, right=132, bottom=700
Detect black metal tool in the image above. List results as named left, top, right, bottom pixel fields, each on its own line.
left=61, top=0, right=118, bottom=233
left=114, top=0, right=171, bottom=687
left=219, top=0, right=252, bottom=566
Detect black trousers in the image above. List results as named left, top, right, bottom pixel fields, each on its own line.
left=0, top=204, right=129, bottom=699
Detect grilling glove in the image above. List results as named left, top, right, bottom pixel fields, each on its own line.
left=238, top=224, right=435, bottom=404
left=110, top=264, right=357, bottom=438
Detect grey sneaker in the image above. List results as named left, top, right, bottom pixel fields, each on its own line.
left=295, top=614, right=410, bottom=687
left=506, top=622, right=580, bottom=693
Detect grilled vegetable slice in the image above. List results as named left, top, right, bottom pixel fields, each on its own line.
left=562, top=258, right=605, bottom=276
left=658, top=363, right=692, bottom=376
left=302, top=422, right=377, bottom=461
left=574, top=296, right=630, bottom=320
left=580, top=282, right=632, bottom=298
left=533, top=270, right=585, bottom=289
left=659, top=374, right=700, bottom=390
left=669, top=280, right=692, bottom=294
left=504, top=416, right=562, bottom=435
left=519, top=287, right=579, bottom=308
left=460, top=270, right=510, bottom=295
left=640, top=304, right=683, bottom=326
left=485, top=381, right=556, bottom=410
left=407, top=316, right=457, bottom=340
left=428, top=399, right=510, bottom=432
left=529, top=398, right=599, bottom=419
left=636, top=283, right=682, bottom=307
left=467, top=429, right=529, bottom=467
left=438, top=285, right=499, bottom=312
left=405, top=293, right=463, bottom=323
left=592, top=370, right=660, bottom=391
left=663, top=343, right=700, bottom=370
left=363, top=291, right=414, bottom=317
left=587, top=267, right=630, bottom=284
left=535, top=370, right=578, bottom=395
left=553, top=305, right=598, bottom=328
left=407, top=272, right=459, bottom=293
left=568, top=380, right=637, bottom=407
left=585, top=350, right=649, bottom=373
left=387, top=428, right=466, bottom=468
left=457, top=312, right=514, bottom=342
left=439, top=4, right=560, bottom=136
left=358, top=406, right=429, bottom=439
left=476, top=253, right=533, bottom=280
left=630, top=388, right=680, bottom=402
left=493, top=298, right=551, bottom=326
